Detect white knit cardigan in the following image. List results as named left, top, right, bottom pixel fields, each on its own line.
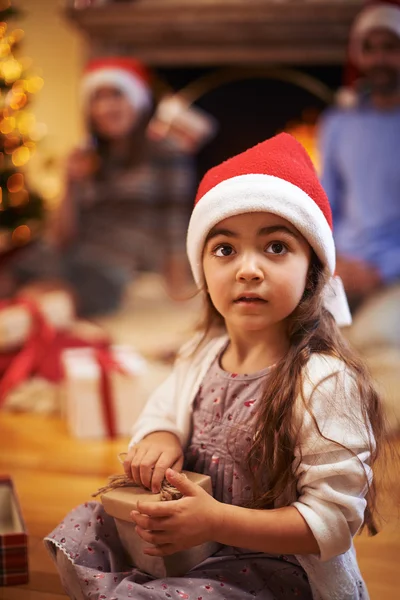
left=129, top=332, right=372, bottom=600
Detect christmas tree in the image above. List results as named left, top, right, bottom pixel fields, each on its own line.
left=0, top=0, right=45, bottom=252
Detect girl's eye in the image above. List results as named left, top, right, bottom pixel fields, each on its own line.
left=213, top=244, right=235, bottom=257
left=266, top=242, right=287, bottom=255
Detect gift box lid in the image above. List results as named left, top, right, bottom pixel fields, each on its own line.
left=0, top=476, right=29, bottom=586
left=101, top=471, right=212, bottom=522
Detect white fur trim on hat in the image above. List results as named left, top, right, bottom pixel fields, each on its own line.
left=350, top=3, right=400, bottom=63
left=187, top=173, right=336, bottom=287
left=81, top=68, right=152, bottom=114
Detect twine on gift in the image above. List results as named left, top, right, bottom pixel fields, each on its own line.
left=92, top=474, right=184, bottom=501
left=92, top=453, right=185, bottom=500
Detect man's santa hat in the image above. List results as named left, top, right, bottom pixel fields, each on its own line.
left=187, top=133, right=352, bottom=326
left=350, top=0, right=400, bottom=64
left=81, top=57, right=152, bottom=115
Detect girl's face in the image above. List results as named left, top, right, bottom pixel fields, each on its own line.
left=90, top=86, right=138, bottom=140
left=202, top=212, right=312, bottom=335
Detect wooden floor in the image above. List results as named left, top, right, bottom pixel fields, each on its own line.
left=0, top=276, right=399, bottom=599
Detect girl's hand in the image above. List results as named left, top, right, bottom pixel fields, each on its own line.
left=66, top=149, right=98, bottom=182
left=131, top=469, right=222, bottom=556
left=123, top=432, right=184, bottom=493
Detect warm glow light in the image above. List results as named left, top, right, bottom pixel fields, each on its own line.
left=285, top=123, right=320, bottom=173
left=25, top=76, right=44, bottom=94
left=7, top=172, right=24, bottom=192
left=0, top=42, right=10, bottom=58
left=0, top=116, right=14, bottom=133
left=9, top=189, right=28, bottom=206
left=2, top=58, right=22, bottom=82
left=30, top=122, right=47, bottom=141
left=10, top=91, right=27, bottom=110
left=4, top=135, right=20, bottom=154
left=12, top=145, right=30, bottom=166
left=12, top=224, right=31, bottom=245
left=16, top=111, right=35, bottom=134
left=8, top=29, right=25, bottom=44
left=41, top=176, right=62, bottom=205
left=0, top=13, right=46, bottom=244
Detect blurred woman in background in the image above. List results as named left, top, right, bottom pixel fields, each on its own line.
left=14, top=57, right=195, bottom=315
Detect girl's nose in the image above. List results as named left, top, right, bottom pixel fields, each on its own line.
left=236, top=254, right=264, bottom=282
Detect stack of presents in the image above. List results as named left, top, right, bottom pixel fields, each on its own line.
left=0, top=283, right=178, bottom=586
left=0, top=283, right=170, bottom=437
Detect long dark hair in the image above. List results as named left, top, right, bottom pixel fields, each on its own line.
left=196, top=253, right=385, bottom=535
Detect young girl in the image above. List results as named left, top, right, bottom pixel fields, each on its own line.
left=45, top=133, right=384, bottom=600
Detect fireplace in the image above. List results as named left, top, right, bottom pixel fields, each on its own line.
left=65, top=0, right=358, bottom=175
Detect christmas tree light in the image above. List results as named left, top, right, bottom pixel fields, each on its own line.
left=0, top=0, right=45, bottom=251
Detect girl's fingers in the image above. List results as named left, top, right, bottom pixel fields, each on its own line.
left=130, top=447, right=149, bottom=486
left=151, top=451, right=180, bottom=493
left=140, top=449, right=163, bottom=490
left=137, top=500, right=177, bottom=518
left=135, top=527, right=172, bottom=546
left=131, top=512, right=171, bottom=532
left=122, top=448, right=136, bottom=478
left=171, top=455, right=184, bottom=473
left=143, top=543, right=176, bottom=557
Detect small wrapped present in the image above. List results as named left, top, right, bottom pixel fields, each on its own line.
left=62, top=345, right=151, bottom=439
left=0, top=284, right=75, bottom=351
left=148, top=93, right=218, bottom=154
left=101, top=471, right=220, bottom=577
left=0, top=476, right=29, bottom=586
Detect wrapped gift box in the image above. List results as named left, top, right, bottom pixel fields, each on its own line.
left=0, top=476, right=29, bottom=586
left=0, top=285, right=75, bottom=351
left=148, top=94, right=218, bottom=154
left=62, top=345, right=152, bottom=439
left=101, top=471, right=221, bottom=577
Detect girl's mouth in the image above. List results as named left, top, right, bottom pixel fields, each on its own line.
left=234, top=297, right=267, bottom=304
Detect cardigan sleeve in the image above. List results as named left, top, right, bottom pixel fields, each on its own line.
left=128, top=333, right=218, bottom=449
left=291, top=355, right=374, bottom=562
left=128, top=366, right=184, bottom=448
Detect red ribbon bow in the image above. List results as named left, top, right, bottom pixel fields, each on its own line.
left=0, top=298, right=124, bottom=439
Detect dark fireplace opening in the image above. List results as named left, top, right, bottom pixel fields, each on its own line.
left=156, top=65, right=342, bottom=180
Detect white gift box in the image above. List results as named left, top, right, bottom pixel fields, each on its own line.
left=0, top=290, right=75, bottom=351
left=62, top=345, right=151, bottom=439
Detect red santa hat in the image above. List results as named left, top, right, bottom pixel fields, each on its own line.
left=81, top=57, right=152, bottom=115
left=187, top=133, right=352, bottom=326
left=349, top=0, right=400, bottom=64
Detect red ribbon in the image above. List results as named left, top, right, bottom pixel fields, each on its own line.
left=95, top=348, right=129, bottom=440
left=0, top=298, right=56, bottom=404
left=0, top=297, right=123, bottom=439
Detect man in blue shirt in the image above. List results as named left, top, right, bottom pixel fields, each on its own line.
left=319, top=0, right=400, bottom=431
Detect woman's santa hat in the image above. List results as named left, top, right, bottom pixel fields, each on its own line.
left=187, top=133, right=352, bottom=326
left=81, top=57, right=152, bottom=115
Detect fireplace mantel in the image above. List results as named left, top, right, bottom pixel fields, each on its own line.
left=65, top=0, right=363, bottom=66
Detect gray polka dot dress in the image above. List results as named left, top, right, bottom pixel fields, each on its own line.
left=44, top=351, right=313, bottom=600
